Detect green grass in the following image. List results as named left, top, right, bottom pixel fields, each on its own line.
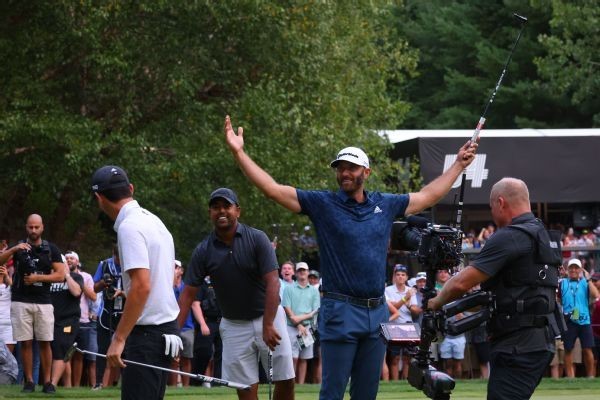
left=1, top=378, right=600, bottom=399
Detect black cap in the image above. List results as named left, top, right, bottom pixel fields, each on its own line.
left=209, top=188, right=239, bottom=206
left=91, top=166, right=130, bottom=193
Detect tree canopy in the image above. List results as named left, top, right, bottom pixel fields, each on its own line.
left=394, top=0, right=596, bottom=129
left=0, top=1, right=417, bottom=264
left=1, top=1, right=596, bottom=265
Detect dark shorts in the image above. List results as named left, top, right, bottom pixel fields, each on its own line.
left=121, top=320, right=178, bottom=400
left=563, top=320, right=594, bottom=351
left=593, top=336, right=600, bottom=360
left=75, top=322, right=98, bottom=360
left=51, top=323, right=80, bottom=360
left=474, top=341, right=491, bottom=364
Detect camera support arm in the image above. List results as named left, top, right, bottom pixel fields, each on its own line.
left=408, top=267, right=455, bottom=400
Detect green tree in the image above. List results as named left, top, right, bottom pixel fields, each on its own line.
left=534, top=0, right=600, bottom=125
left=393, top=0, right=594, bottom=130
left=0, top=1, right=418, bottom=263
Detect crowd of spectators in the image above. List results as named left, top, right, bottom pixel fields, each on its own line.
left=2, top=220, right=600, bottom=392
left=381, top=222, right=600, bottom=381
left=0, top=218, right=227, bottom=393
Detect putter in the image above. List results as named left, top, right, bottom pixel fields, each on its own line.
left=456, top=12, right=528, bottom=229
left=267, top=349, right=273, bottom=400
left=64, top=343, right=250, bottom=391
left=470, top=12, right=528, bottom=143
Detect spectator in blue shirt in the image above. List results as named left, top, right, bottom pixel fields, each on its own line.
left=560, top=258, right=599, bottom=378
left=224, top=115, right=477, bottom=399
left=92, top=246, right=124, bottom=390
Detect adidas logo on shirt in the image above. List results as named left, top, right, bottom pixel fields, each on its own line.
left=374, top=206, right=383, bottom=214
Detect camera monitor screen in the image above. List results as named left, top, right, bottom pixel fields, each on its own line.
left=380, top=322, right=421, bottom=347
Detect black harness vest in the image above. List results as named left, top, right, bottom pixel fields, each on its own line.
left=482, top=219, right=563, bottom=338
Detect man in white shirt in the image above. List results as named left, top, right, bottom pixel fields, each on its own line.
left=384, top=264, right=418, bottom=380
left=91, top=165, right=181, bottom=400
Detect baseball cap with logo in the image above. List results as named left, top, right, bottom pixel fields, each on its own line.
left=296, top=262, right=309, bottom=271
left=209, top=188, right=239, bottom=206
left=91, top=165, right=130, bottom=193
left=330, top=147, right=370, bottom=168
left=394, top=264, right=408, bottom=273
left=415, top=271, right=427, bottom=281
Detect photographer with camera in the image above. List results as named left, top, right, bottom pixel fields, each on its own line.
left=0, top=214, right=66, bottom=393
left=92, top=244, right=125, bottom=390
left=223, top=115, right=477, bottom=399
left=428, top=178, right=562, bottom=400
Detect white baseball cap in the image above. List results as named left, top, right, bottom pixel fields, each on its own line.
left=415, top=272, right=427, bottom=281
left=296, top=262, right=309, bottom=271
left=567, top=258, right=582, bottom=268
left=330, top=147, right=370, bottom=168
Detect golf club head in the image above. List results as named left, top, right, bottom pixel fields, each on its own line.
left=513, top=13, right=528, bottom=23
left=64, top=342, right=78, bottom=362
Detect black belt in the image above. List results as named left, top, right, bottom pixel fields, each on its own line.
left=323, top=292, right=384, bottom=309
left=132, top=319, right=178, bottom=334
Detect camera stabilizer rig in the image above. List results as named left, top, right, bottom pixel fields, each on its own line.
left=390, top=219, right=496, bottom=399
left=398, top=11, right=527, bottom=399
left=405, top=223, right=462, bottom=400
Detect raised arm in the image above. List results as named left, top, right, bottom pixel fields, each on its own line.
left=65, top=269, right=83, bottom=297
left=405, top=139, right=478, bottom=215
left=0, top=243, right=29, bottom=265
left=224, top=115, right=301, bottom=213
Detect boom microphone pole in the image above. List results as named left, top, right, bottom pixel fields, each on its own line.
left=456, top=13, right=528, bottom=229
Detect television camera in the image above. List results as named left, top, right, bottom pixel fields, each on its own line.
left=16, top=250, right=38, bottom=275
left=102, top=272, right=118, bottom=299
left=383, top=12, right=529, bottom=398
left=385, top=217, right=494, bottom=400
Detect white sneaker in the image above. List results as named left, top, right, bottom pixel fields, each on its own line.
left=202, top=382, right=211, bottom=388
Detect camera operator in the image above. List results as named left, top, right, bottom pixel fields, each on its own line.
left=428, top=178, right=561, bottom=400
left=0, top=214, right=66, bottom=393
left=92, top=244, right=125, bottom=390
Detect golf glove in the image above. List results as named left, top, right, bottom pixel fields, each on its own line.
left=162, top=334, right=183, bottom=358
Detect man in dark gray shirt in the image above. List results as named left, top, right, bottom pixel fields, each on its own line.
left=177, top=188, right=294, bottom=400
left=429, top=177, right=560, bottom=400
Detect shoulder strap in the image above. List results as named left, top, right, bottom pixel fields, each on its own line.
left=508, top=220, right=562, bottom=267
left=101, top=260, right=110, bottom=276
